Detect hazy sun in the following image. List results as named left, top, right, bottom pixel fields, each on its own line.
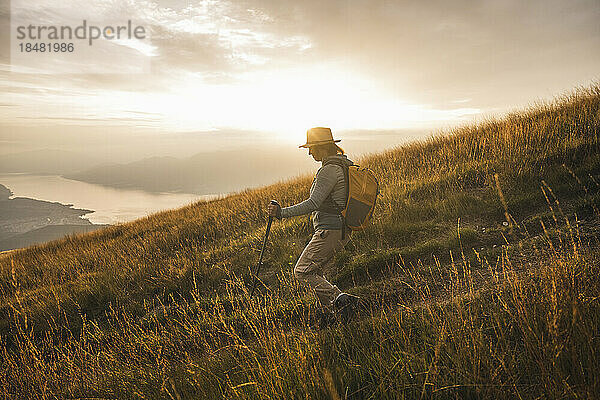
left=48, top=64, right=478, bottom=141
left=152, top=64, right=438, bottom=140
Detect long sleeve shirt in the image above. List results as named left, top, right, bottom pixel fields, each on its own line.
left=281, top=154, right=352, bottom=230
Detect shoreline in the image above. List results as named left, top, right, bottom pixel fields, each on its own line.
left=1, top=182, right=107, bottom=251
left=0, top=173, right=208, bottom=225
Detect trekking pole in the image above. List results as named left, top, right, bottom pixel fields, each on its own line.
left=250, top=200, right=278, bottom=298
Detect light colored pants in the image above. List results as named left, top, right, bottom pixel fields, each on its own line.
left=294, top=229, right=350, bottom=308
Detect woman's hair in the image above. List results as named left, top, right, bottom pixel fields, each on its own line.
left=319, top=142, right=345, bottom=155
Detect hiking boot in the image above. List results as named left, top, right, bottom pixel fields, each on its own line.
left=334, top=293, right=360, bottom=324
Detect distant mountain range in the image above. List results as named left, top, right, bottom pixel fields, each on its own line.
left=2, top=132, right=420, bottom=196
left=64, top=148, right=315, bottom=194
left=0, top=146, right=316, bottom=249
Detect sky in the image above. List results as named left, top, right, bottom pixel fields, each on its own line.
left=1, top=0, right=599, bottom=160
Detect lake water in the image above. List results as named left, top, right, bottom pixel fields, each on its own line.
left=0, top=173, right=220, bottom=225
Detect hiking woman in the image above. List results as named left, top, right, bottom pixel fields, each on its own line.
left=268, top=127, right=359, bottom=321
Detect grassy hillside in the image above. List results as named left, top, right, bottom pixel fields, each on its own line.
left=1, top=85, right=600, bottom=399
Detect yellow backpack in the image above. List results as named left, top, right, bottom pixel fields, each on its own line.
left=323, top=159, right=379, bottom=231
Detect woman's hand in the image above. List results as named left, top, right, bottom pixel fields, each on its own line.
left=267, top=201, right=282, bottom=219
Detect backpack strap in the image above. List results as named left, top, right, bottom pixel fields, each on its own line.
left=319, top=157, right=351, bottom=239
left=319, top=158, right=348, bottom=214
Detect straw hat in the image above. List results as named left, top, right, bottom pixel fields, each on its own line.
left=299, top=127, right=341, bottom=148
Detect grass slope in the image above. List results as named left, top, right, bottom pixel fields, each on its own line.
left=1, top=85, right=600, bottom=399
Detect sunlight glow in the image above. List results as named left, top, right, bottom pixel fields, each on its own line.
left=1, top=64, right=479, bottom=141
left=151, top=65, right=480, bottom=142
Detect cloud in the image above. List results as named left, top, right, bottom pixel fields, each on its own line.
left=0, top=0, right=599, bottom=130
left=282, top=0, right=600, bottom=107
left=141, top=1, right=313, bottom=83
left=1, top=0, right=315, bottom=89
left=208, top=0, right=598, bottom=109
